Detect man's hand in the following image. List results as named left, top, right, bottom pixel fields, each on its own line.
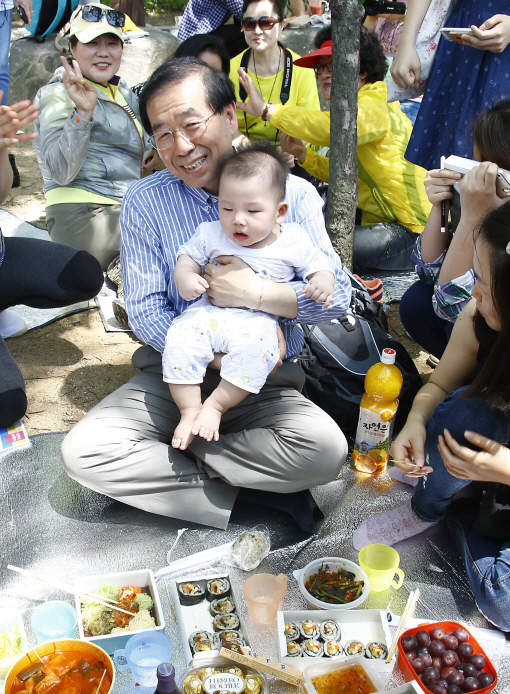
left=280, top=133, right=307, bottom=164
left=204, top=256, right=259, bottom=308
left=439, top=429, right=510, bottom=483
left=461, top=15, right=510, bottom=53
left=0, top=95, right=39, bottom=149
left=176, top=271, right=209, bottom=301
left=302, top=271, right=335, bottom=308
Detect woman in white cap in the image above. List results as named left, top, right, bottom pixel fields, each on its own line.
left=33, top=3, right=149, bottom=270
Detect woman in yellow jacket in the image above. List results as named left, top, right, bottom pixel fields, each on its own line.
left=236, top=27, right=431, bottom=271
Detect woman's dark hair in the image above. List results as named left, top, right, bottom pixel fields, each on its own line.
left=174, top=34, right=231, bottom=75
left=359, top=26, right=388, bottom=83
left=216, top=140, right=289, bottom=201
left=242, top=0, right=285, bottom=21
left=465, top=201, right=510, bottom=410
left=472, top=98, right=510, bottom=170
left=139, top=57, right=235, bottom=135
left=69, top=36, right=78, bottom=48
left=314, top=25, right=331, bottom=49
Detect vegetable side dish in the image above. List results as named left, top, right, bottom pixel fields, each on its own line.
left=81, top=585, right=155, bottom=636
left=304, top=565, right=364, bottom=604
left=311, top=663, right=376, bottom=694
left=0, top=626, right=23, bottom=662
left=9, top=651, right=111, bottom=694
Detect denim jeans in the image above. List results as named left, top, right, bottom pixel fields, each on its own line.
left=411, top=387, right=510, bottom=631
left=0, top=8, right=12, bottom=105
left=353, top=222, right=417, bottom=272
left=400, top=281, right=453, bottom=359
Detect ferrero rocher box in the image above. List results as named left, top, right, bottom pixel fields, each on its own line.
left=220, top=644, right=304, bottom=687
left=180, top=655, right=269, bottom=694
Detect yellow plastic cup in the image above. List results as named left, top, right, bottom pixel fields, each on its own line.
left=358, top=544, right=405, bottom=593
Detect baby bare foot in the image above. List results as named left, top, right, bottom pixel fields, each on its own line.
left=172, top=407, right=202, bottom=450
left=191, top=401, right=222, bottom=442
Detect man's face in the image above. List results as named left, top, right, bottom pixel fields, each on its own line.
left=147, top=74, right=238, bottom=193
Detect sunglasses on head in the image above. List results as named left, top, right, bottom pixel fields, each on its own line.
left=81, top=5, right=125, bottom=27
left=241, top=15, right=282, bottom=31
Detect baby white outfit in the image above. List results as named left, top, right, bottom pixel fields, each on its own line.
left=162, top=220, right=334, bottom=393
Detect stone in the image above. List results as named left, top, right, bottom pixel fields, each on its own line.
left=8, top=26, right=179, bottom=105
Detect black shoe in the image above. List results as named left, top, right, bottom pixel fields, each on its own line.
left=235, top=488, right=322, bottom=534
left=9, top=153, right=20, bottom=188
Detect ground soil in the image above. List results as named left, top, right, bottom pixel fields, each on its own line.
left=2, top=27, right=433, bottom=436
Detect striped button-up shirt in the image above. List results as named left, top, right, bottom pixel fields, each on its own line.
left=177, top=0, right=243, bottom=42
left=120, top=170, right=352, bottom=356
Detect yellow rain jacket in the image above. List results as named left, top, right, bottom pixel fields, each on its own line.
left=269, top=81, right=431, bottom=233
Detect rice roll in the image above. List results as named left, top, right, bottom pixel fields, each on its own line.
left=286, top=641, right=302, bottom=657
left=210, top=597, right=236, bottom=616
left=320, top=620, right=341, bottom=642
left=213, top=629, right=242, bottom=647
left=189, top=630, right=213, bottom=650
left=302, top=639, right=323, bottom=657
left=365, top=641, right=388, bottom=659
left=192, top=639, right=213, bottom=654
left=344, top=639, right=364, bottom=656
left=213, top=613, right=239, bottom=632
left=300, top=620, right=319, bottom=640
left=178, top=581, right=204, bottom=605
left=284, top=622, right=300, bottom=642
left=324, top=640, right=343, bottom=658
left=206, top=577, right=231, bottom=602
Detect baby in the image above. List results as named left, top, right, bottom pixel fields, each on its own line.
left=163, top=142, right=335, bottom=450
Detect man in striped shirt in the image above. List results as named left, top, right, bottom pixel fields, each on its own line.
left=62, top=58, right=353, bottom=531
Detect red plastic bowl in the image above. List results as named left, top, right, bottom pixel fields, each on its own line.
left=397, top=620, right=497, bottom=694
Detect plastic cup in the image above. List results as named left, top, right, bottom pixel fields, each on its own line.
left=358, top=544, right=405, bottom=593
left=310, top=0, right=323, bottom=15
left=113, top=632, right=172, bottom=688
left=31, top=601, right=77, bottom=643
left=243, top=573, right=287, bottom=624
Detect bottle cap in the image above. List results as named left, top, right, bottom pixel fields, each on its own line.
left=380, top=348, right=396, bottom=364
left=157, top=663, right=176, bottom=693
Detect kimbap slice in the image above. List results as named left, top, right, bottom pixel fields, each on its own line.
left=319, top=620, right=341, bottom=642
left=302, top=639, right=323, bottom=657
left=284, top=622, right=300, bottom=642
left=178, top=581, right=205, bottom=605
left=206, top=577, right=231, bottom=602
left=300, top=620, right=319, bottom=640
left=210, top=597, right=236, bottom=616
left=344, top=639, right=364, bottom=656
left=365, top=642, right=388, bottom=660
left=189, top=630, right=213, bottom=649
left=324, top=640, right=343, bottom=658
left=192, top=639, right=213, bottom=654
left=213, top=613, right=240, bottom=632
left=286, top=641, right=302, bottom=657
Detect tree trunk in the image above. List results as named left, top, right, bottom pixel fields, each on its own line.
left=326, top=0, right=365, bottom=271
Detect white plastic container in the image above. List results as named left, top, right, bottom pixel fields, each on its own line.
left=297, top=557, right=370, bottom=610
left=303, top=654, right=383, bottom=694
left=74, top=569, right=165, bottom=654
left=0, top=609, right=27, bottom=682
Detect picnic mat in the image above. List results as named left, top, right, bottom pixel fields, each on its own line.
left=1, top=433, right=509, bottom=691
left=361, top=269, right=419, bottom=304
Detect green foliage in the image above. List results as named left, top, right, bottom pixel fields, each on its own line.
left=146, top=0, right=187, bottom=12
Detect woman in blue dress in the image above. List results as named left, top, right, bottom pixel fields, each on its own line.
left=391, top=0, right=510, bottom=171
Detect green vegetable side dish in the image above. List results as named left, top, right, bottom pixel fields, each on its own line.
left=304, top=564, right=364, bottom=604
left=0, top=626, right=23, bottom=661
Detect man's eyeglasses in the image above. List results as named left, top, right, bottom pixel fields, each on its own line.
left=81, top=5, right=125, bottom=27
left=314, top=61, right=333, bottom=76
left=149, top=112, right=218, bottom=151
left=241, top=16, right=282, bottom=31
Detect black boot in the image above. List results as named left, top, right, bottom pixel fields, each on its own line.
left=9, top=153, right=20, bottom=188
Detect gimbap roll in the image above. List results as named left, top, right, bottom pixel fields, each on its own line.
left=192, top=639, right=213, bottom=654
left=302, top=639, right=323, bottom=657
left=210, top=597, right=236, bottom=616
left=213, top=629, right=242, bottom=647
left=178, top=581, right=205, bottom=605
left=300, top=620, right=319, bottom=640
left=206, top=577, right=231, bottom=602
left=319, top=620, right=341, bottom=642
left=284, top=622, right=300, bottom=642
left=365, top=642, right=388, bottom=660
left=344, top=639, right=364, bottom=656
left=286, top=641, right=302, bottom=657
left=189, top=630, right=213, bottom=650
left=213, top=613, right=240, bottom=632
left=324, top=640, right=343, bottom=658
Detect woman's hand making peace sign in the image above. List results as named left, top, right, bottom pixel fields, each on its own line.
left=59, top=56, right=97, bottom=121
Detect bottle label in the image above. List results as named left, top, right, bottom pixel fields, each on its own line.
left=352, top=407, right=395, bottom=473
left=204, top=674, right=244, bottom=694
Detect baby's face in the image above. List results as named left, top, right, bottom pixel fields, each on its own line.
left=218, top=173, right=286, bottom=248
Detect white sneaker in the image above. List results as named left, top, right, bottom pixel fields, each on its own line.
left=0, top=309, right=27, bottom=338
left=353, top=502, right=439, bottom=551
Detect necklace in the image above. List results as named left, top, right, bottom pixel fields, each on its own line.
left=252, top=47, right=282, bottom=127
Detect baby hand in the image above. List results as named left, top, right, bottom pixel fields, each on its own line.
left=303, top=271, right=335, bottom=308
left=178, top=273, right=209, bottom=301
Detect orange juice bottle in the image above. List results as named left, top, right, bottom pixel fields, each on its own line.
left=351, top=348, right=403, bottom=474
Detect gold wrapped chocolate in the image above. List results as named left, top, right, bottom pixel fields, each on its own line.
left=244, top=675, right=263, bottom=693
left=196, top=667, right=222, bottom=682
left=182, top=675, right=203, bottom=694
left=222, top=666, right=245, bottom=678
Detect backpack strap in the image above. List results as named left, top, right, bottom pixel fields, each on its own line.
left=238, top=44, right=293, bottom=104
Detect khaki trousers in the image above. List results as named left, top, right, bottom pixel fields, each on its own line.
left=46, top=202, right=122, bottom=271
left=62, top=347, right=347, bottom=529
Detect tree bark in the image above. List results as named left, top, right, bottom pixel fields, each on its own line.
left=326, top=0, right=365, bottom=271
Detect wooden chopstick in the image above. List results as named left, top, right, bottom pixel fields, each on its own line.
left=385, top=588, right=420, bottom=663
left=7, top=565, right=135, bottom=617
left=94, top=669, right=107, bottom=694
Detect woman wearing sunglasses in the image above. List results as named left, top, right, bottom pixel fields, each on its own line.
left=229, top=0, right=319, bottom=145
left=33, top=2, right=149, bottom=270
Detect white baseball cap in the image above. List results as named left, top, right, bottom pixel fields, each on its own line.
left=68, top=3, right=125, bottom=44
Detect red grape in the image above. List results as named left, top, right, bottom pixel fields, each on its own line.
left=417, top=646, right=431, bottom=657
left=453, top=628, right=470, bottom=644
left=447, top=686, right=463, bottom=694
left=462, top=677, right=481, bottom=692
left=443, top=650, right=460, bottom=667
left=447, top=671, right=465, bottom=687
left=430, top=640, right=447, bottom=657
left=458, top=664, right=477, bottom=678
left=407, top=651, right=417, bottom=662
left=417, top=630, right=432, bottom=647
left=402, top=634, right=419, bottom=652
left=443, top=634, right=459, bottom=650
left=442, top=667, right=456, bottom=680
left=431, top=627, right=446, bottom=640
left=457, top=643, right=474, bottom=661
left=470, top=654, right=486, bottom=671
left=477, top=672, right=494, bottom=687
left=413, top=658, right=426, bottom=674
left=422, top=654, right=433, bottom=668
left=422, top=667, right=441, bottom=687
left=429, top=684, right=448, bottom=694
